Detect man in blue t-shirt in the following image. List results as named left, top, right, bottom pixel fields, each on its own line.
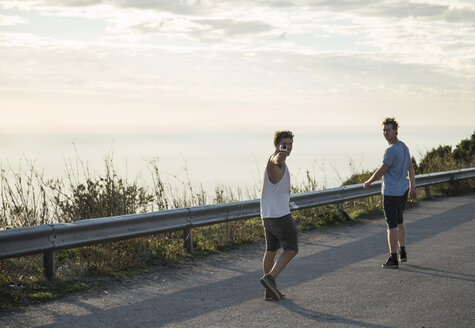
left=363, top=117, right=417, bottom=268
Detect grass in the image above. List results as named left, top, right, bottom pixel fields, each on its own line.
left=1, top=278, right=98, bottom=311
left=1, top=141, right=474, bottom=311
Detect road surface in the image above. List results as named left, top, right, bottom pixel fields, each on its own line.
left=1, top=194, right=474, bottom=328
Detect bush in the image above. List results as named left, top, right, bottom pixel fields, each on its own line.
left=417, top=131, right=475, bottom=174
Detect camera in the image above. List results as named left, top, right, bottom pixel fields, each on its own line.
left=279, top=144, right=288, bottom=152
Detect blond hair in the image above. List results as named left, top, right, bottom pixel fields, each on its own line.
left=382, top=117, right=399, bottom=130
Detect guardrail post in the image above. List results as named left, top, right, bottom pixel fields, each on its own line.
left=336, top=203, right=350, bottom=221
left=183, top=228, right=193, bottom=254
left=424, top=185, right=431, bottom=198
left=43, top=251, right=56, bottom=282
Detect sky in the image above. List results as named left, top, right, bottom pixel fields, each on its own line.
left=1, top=0, right=474, bottom=133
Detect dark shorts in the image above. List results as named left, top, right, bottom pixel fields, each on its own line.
left=262, top=214, right=298, bottom=252
left=383, top=191, right=408, bottom=229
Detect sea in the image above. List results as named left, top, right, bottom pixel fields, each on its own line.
left=1, top=127, right=473, bottom=197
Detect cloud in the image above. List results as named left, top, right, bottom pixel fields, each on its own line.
left=254, top=0, right=475, bottom=24
left=128, top=18, right=274, bottom=40
left=365, top=1, right=475, bottom=24
left=1, top=0, right=474, bottom=109
left=35, top=0, right=103, bottom=7
left=1, top=32, right=471, bottom=100
left=128, top=17, right=201, bottom=35
left=0, top=14, right=29, bottom=26
left=110, top=0, right=214, bottom=15
left=443, top=6, right=475, bottom=23
left=192, top=19, right=274, bottom=36
left=6, top=0, right=475, bottom=27
left=372, top=2, right=447, bottom=18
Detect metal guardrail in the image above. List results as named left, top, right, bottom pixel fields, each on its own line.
left=1, top=167, right=474, bottom=280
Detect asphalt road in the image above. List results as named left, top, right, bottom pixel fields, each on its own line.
left=1, top=194, right=474, bottom=328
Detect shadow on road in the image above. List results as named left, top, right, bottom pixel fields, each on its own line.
left=277, top=299, right=391, bottom=328
left=27, top=198, right=475, bottom=327
left=399, top=264, right=475, bottom=283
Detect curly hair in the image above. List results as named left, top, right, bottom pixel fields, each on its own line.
left=273, top=130, right=294, bottom=146
left=382, top=117, right=399, bottom=130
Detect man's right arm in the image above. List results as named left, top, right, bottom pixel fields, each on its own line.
left=267, top=152, right=286, bottom=184
left=270, top=152, right=285, bottom=166
left=363, top=163, right=389, bottom=189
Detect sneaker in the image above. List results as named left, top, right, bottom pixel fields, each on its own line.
left=399, top=251, right=407, bottom=263
left=260, top=275, right=281, bottom=301
left=264, top=288, right=285, bottom=301
left=382, top=257, right=399, bottom=269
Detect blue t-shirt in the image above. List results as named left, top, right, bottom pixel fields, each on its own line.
left=382, top=141, right=410, bottom=196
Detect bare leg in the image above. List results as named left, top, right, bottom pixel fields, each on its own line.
left=268, top=250, right=298, bottom=280
left=387, top=228, right=398, bottom=254
left=263, top=250, right=277, bottom=275
left=397, top=223, right=406, bottom=247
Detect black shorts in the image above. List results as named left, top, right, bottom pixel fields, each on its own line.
left=262, top=214, right=298, bottom=252
left=383, top=191, right=408, bottom=229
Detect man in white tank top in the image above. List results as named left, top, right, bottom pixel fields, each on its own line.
left=259, top=130, right=299, bottom=301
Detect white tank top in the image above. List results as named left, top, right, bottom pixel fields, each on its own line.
left=260, top=161, right=291, bottom=219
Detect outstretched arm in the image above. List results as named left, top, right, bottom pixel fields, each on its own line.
left=270, top=151, right=286, bottom=166
left=363, top=163, right=389, bottom=189
left=267, top=151, right=287, bottom=184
